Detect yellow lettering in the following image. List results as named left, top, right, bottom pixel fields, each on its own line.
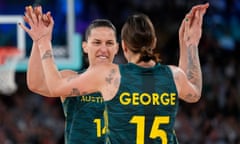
left=119, top=92, right=131, bottom=105
left=80, top=95, right=103, bottom=103
left=170, top=93, right=176, bottom=105
left=152, top=93, right=159, bottom=105
left=160, top=93, right=169, bottom=105
left=140, top=93, right=151, bottom=105
left=119, top=92, right=177, bottom=106
left=132, top=93, right=140, bottom=105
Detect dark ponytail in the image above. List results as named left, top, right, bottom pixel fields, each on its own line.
left=121, top=13, right=160, bottom=63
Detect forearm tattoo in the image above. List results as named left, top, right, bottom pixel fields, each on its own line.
left=42, top=50, right=53, bottom=60
left=186, top=44, right=202, bottom=92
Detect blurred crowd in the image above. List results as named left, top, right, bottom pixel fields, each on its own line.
left=0, top=0, right=240, bottom=144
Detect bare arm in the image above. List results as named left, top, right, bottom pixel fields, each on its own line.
left=176, top=3, right=209, bottom=102
left=179, top=3, right=208, bottom=72
left=24, top=6, right=51, bottom=96
left=21, top=6, right=79, bottom=99
left=38, top=43, right=101, bottom=97
left=27, top=42, right=51, bottom=96
left=27, top=41, right=77, bottom=99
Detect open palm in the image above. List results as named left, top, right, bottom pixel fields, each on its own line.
left=19, top=6, right=54, bottom=42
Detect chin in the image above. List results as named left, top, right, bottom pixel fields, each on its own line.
left=97, top=59, right=109, bottom=63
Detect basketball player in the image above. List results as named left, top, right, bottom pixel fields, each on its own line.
left=22, top=6, right=118, bottom=144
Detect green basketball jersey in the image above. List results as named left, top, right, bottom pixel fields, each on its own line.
left=104, top=63, right=179, bottom=144
left=62, top=93, right=105, bottom=144
left=62, top=97, right=77, bottom=143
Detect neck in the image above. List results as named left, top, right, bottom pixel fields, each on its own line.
left=126, top=52, right=156, bottom=68
left=136, top=60, right=156, bottom=68
left=128, top=59, right=156, bottom=68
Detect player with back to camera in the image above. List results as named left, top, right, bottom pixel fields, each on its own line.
left=20, top=3, right=209, bottom=144
left=22, top=6, right=119, bottom=144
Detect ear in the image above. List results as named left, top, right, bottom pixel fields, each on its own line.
left=152, top=37, right=157, bottom=50
left=114, top=42, right=119, bottom=55
left=121, top=40, right=127, bottom=53
left=82, top=41, right=88, bottom=54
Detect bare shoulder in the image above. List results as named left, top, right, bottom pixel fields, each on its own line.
left=84, top=63, right=120, bottom=85
left=103, top=63, right=120, bottom=83
left=168, top=65, right=185, bottom=79
left=93, top=63, right=120, bottom=101
left=168, top=65, right=186, bottom=90
left=88, top=63, right=119, bottom=74
left=168, top=65, right=201, bottom=103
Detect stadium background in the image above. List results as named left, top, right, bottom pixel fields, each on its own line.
left=0, top=0, right=240, bottom=143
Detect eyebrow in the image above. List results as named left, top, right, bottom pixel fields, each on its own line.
left=92, top=39, right=115, bottom=42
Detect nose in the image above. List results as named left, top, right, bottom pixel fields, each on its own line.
left=99, top=44, right=108, bottom=52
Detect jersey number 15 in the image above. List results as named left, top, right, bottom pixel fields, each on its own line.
left=130, top=116, right=170, bottom=144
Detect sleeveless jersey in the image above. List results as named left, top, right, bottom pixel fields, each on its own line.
left=62, top=97, right=77, bottom=143
left=104, top=63, right=179, bottom=144
left=62, top=93, right=105, bottom=144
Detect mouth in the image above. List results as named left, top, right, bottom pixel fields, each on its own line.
left=97, top=55, right=109, bottom=61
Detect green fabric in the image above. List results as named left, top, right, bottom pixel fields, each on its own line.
left=105, top=63, right=179, bottom=144
left=62, top=92, right=105, bottom=144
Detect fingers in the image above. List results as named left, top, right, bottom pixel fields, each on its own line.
left=179, top=18, right=185, bottom=39
left=29, top=6, right=38, bottom=25
left=184, top=14, right=191, bottom=40
left=45, top=12, right=54, bottom=27
left=18, top=22, right=30, bottom=34
left=197, top=4, right=209, bottom=29
left=25, top=6, right=40, bottom=26
left=42, top=12, right=50, bottom=26
left=193, top=8, right=200, bottom=26
left=23, top=16, right=29, bottom=24
left=24, top=5, right=52, bottom=27
left=188, top=2, right=209, bottom=27
left=24, top=7, right=34, bottom=26
left=34, top=6, right=42, bottom=17
left=195, top=3, right=209, bottom=27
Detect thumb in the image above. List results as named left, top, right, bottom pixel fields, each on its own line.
left=18, top=22, right=30, bottom=33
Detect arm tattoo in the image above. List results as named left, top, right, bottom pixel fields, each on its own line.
left=105, top=69, right=116, bottom=84
left=64, top=76, right=89, bottom=96
left=184, top=93, right=198, bottom=102
left=186, top=44, right=202, bottom=91
left=113, top=78, right=119, bottom=88
left=63, top=88, right=81, bottom=97
left=70, top=88, right=80, bottom=95
left=42, top=50, right=53, bottom=60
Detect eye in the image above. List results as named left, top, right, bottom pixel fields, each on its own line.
left=92, top=41, right=101, bottom=45
left=106, top=41, right=114, bottom=46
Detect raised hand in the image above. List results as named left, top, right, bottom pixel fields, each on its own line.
left=19, top=6, right=54, bottom=42
left=177, top=3, right=209, bottom=99
left=181, top=3, right=209, bottom=48
left=178, top=3, right=209, bottom=71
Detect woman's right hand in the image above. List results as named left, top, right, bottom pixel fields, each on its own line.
left=19, top=6, right=54, bottom=42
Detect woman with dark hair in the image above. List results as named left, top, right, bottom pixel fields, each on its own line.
left=22, top=6, right=119, bottom=144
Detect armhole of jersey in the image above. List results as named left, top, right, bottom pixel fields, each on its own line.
left=165, top=65, right=179, bottom=98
